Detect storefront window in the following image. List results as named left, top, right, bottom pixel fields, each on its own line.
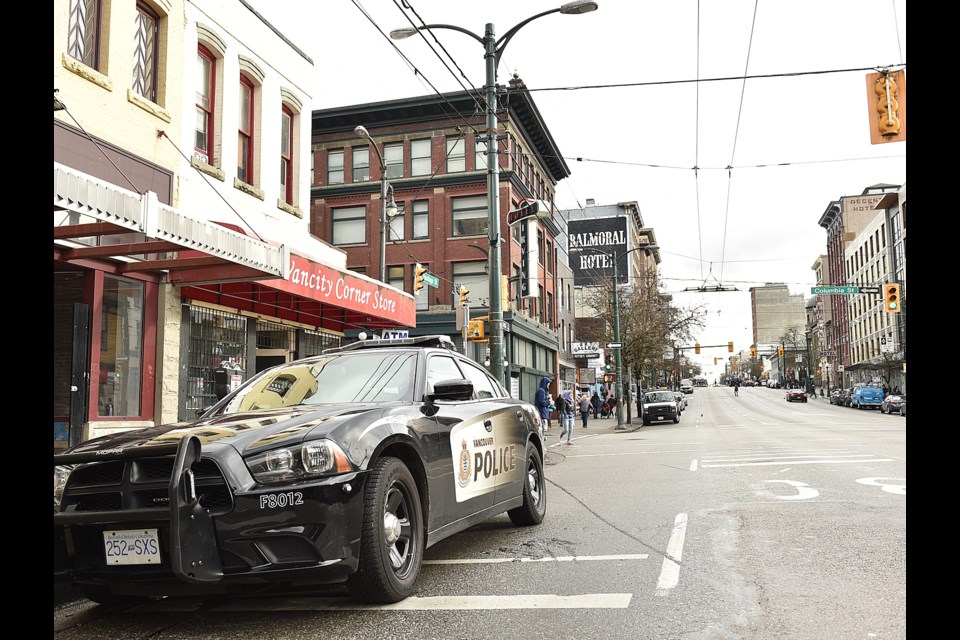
left=99, top=276, right=144, bottom=417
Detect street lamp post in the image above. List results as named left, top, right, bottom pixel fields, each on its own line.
left=391, top=1, right=599, bottom=386
left=354, top=125, right=398, bottom=283
left=578, top=243, right=658, bottom=428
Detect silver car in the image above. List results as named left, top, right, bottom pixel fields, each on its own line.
left=673, top=391, right=688, bottom=412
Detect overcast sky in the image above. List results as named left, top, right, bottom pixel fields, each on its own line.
left=247, top=0, right=907, bottom=378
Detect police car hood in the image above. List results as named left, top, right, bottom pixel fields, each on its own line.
left=63, top=404, right=392, bottom=455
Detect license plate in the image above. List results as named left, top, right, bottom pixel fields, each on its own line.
left=103, top=529, right=161, bottom=565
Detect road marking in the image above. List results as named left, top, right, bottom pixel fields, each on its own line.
left=701, top=451, right=865, bottom=461
left=140, top=593, right=635, bottom=612
left=656, top=512, right=688, bottom=595
left=689, top=459, right=698, bottom=471
left=756, top=479, right=819, bottom=500
left=425, top=554, right=648, bottom=565
left=701, top=458, right=896, bottom=468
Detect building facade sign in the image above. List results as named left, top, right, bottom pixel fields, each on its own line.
left=267, top=253, right=417, bottom=327
left=568, top=216, right=629, bottom=285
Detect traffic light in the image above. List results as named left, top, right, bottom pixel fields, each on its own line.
left=750, top=346, right=757, bottom=358
left=883, top=282, right=901, bottom=313
left=727, top=341, right=734, bottom=353
left=777, top=345, right=784, bottom=357
left=866, top=69, right=906, bottom=144
left=414, top=263, right=427, bottom=294
left=605, top=353, right=613, bottom=372
left=458, top=285, right=469, bottom=306
left=695, top=343, right=701, bottom=355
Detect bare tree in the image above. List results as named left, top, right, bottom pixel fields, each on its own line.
left=582, top=267, right=706, bottom=391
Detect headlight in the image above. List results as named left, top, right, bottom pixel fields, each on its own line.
left=54, top=465, right=73, bottom=511
left=246, top=439, right=354, bottom=484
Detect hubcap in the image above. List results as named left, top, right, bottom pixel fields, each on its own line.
left=383, top=511, right=401, bottom=545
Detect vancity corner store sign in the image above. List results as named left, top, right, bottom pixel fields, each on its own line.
left=268, top=253, right=417, bottom=327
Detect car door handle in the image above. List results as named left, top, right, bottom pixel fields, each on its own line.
left=483, top=419, right=493, bottom=432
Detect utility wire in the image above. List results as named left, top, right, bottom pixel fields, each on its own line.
left=518, top=64, right=906, bottom=93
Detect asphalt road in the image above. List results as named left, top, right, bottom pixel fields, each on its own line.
left=54, top=386, right=906, bottom=639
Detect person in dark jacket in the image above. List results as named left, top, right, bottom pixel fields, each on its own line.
left=535, top=376, right=553, bottom=432
left=591, top=391, right=600, bottom=418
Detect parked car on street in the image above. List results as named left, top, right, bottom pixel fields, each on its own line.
left=841, top=388, right=855, bottom=407
left=54, top=336, right=546, bottom=605
left=680, top=379, right=694, bottom=394
left=674, top=391, right=688, bottom=412
left=851, top=385, right=885, bottom=410
left=880, top=394, right=906, bottom=414
left=641, top=390, right=680, bottom=425
left=785, top=387, right=808, bottom=403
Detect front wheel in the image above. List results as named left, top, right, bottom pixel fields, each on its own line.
left=508, top=447, right=546, bottom=526
left=347, top=457, right=424, bottom=604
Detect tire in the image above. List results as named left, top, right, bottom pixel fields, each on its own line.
left=508, top=447, right=546, bottom=526
left=347, top=457, right=424, bottom=604
left=673, top=413, right=680, bottom=424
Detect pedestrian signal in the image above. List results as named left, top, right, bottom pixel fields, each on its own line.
left=777, top=345, right=784, bottom=357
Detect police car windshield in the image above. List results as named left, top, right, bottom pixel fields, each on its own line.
left=221, top=352, right=417, bottom=412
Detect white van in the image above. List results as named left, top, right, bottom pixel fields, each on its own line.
left=680, top=379, right=694, bottom=394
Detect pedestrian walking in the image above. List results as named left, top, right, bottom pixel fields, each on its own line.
left=535, top=376, right=553, bottom=433
left=555, top=391, right=571, bottom=440
left=591, top=391, right=600, bottom=418
left=579, top=393, right=591, bottom=432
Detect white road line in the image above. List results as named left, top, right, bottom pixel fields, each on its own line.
left=143, top=594, right=635, bottom=612
left=701, top=458, right=897, bottom=468
left=701, top=452, right=867, bottom=462
left=689, top=459, right=698, bottom=471
left=656, top=513, right=688, bottom=595
left=425, top=554, right=648, bottom=565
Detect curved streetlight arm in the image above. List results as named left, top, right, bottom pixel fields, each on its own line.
left=495, top=8, right=561, bottom=61
left=390, top=23, right=484, bottom=45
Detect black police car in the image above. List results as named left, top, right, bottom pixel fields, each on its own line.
left=54, top=336, right=546, bottom=604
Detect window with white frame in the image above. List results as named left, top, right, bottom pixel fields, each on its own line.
left=452, top=261, right=489, bottom=308
left=385, top=143, right=403, bottom=179
left=133, top=2, right=160, bottom=103
left=327, top=150, right=344, bottom=185
left=280, top=105, right=295, bottom=205
left=412, top=201, right=429, bottom=239
left=237, top=75, right=254, bottom=184
left=67, top=0, right=102, bottom=70
left=195, top=45, right=216, bottom=165
left=452, top=195, right=487, bottom=237
left=353, top=147, right=369, bottom=182
left=332, top=206, right=366, bottom=245
left=388, top=204, right=405, bottom=242
left=474, top=138, right=487, bottom=171
left=411, top=139, right=432, bottom=176
left=446, top=137, right=465, bottom=173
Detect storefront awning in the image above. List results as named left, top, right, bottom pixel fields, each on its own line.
left=181, top=252, right=417, bottom=332
left=54, top=163, right=287, bottom=284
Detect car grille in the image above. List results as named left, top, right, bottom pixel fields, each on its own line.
left=61, top=457, right=232, bottom=515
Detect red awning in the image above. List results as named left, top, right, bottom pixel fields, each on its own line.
left=181, top=251, right=417, bottom=332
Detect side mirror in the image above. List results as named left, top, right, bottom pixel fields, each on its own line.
left=427, top=379, right=474, bottom=402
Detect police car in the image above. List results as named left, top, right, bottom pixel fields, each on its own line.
left=54, top=336, right=546, bottom=605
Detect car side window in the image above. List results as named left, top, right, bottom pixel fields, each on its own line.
left=457, top=360, right=498, bottom=399
left=426, top=355, right=464, bottom=393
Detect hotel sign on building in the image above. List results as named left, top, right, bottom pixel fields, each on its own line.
left=568, top=216, right=629, bottom=285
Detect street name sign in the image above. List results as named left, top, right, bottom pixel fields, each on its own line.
left=422, top=272, right=439, bottom=288
left=812, top=286, right=859, bottom=295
